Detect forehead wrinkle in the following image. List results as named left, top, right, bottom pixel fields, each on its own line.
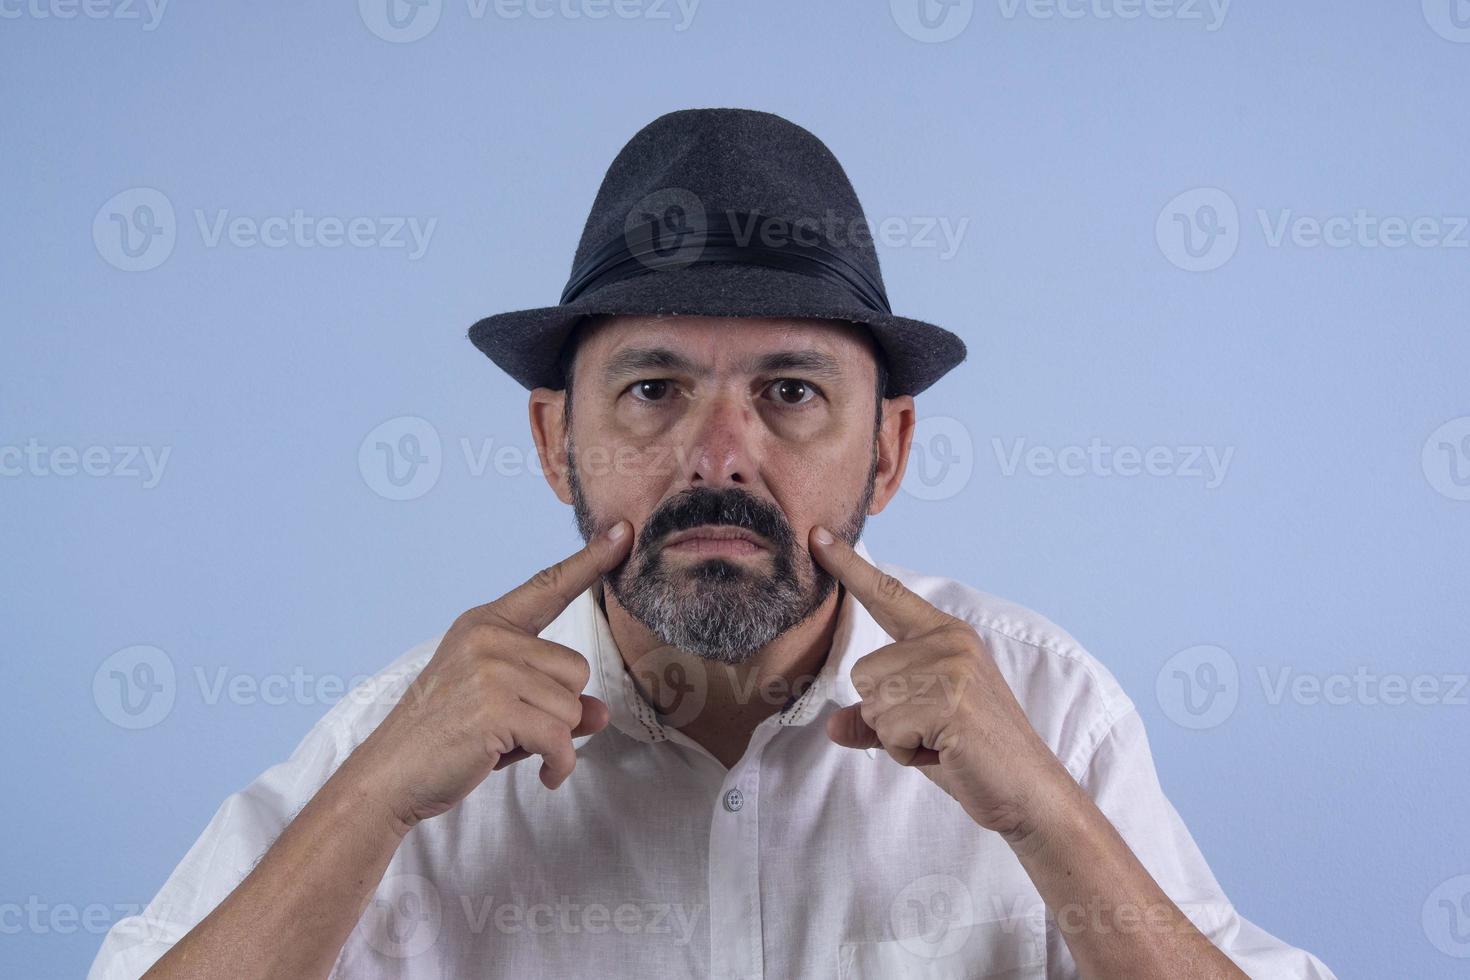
left=599, top=344, right=847, bottom=383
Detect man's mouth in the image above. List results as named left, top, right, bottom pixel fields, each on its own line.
left=661, top=524, right=771, bottom=558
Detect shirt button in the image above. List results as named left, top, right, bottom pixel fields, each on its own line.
left=722, top=788, right=745, bottom=813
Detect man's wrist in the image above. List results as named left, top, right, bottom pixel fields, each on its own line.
left=327, top=742, right=419, bottom=841
left=995, top=766, right=1098, bottom=860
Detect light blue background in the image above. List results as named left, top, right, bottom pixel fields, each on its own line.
left=4, top=1, right=1468, bottom=976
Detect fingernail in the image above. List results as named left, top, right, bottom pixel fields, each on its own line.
left=813, top=526, right=833, bottom=545
left=607, top=521, right=628, bottom=542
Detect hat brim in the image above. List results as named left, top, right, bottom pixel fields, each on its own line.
left=467, top=263, right=966, bottom=398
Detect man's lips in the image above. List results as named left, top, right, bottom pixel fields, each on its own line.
left=661, top=525, right=770, bottom=557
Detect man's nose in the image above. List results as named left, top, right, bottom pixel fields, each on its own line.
left=683, top=391, right=757, bottom=488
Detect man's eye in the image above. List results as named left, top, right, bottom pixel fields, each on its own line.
left=628, top=379, right=672, bottom=402
left=765, top=379, right=817, bottom=406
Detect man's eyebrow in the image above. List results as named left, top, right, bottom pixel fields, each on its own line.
left=602, top=347, right=705, bottom=382
left=749, top=350, right=844, bottom=378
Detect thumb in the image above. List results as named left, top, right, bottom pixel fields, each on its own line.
left=572, top=695, right=610, bottom=738
left=826, top=703, right=881, bottom=750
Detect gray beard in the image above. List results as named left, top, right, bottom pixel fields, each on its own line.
left=567, top=446, right=876, bottom=664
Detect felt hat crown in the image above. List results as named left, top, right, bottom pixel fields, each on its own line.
left=467, top=107, right=967, bottom=396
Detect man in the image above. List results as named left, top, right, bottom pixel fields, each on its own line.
left=90, top=108, right=1335, bottom=979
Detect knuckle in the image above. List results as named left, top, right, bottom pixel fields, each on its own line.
left=530, top=560, right=564, bottom=594
left=875, top=572, right=908, bottom=602
left=460, top=620, right=505, bottom=650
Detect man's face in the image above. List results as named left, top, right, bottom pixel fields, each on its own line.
left=538, top=315, right=905, bottom=664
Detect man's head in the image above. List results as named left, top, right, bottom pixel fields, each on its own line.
left=529, top=314, right=916, bottom=664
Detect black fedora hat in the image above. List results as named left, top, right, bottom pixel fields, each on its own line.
left=467, top=107, right=967, bottom=397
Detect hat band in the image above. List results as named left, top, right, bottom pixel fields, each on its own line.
left=559, top=210, right=893, bottom=315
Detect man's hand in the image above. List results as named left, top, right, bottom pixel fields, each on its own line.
left=352, top=521, right=633, bottom=832
left=810, top=525, right=1074, bottom=840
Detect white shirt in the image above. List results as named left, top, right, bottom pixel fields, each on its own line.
left=89, top=539, right=1336, bottom=979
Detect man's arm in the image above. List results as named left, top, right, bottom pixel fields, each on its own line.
left=811, top=526, right=1249, bottom=979
left=138, top=743, right=412, bottom=980
left=112, top=523, right=633, bottom=980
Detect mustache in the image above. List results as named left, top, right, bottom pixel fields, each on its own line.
left=638, top=487, right=795, bottom=554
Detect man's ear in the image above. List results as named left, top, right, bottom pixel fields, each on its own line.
left=867, top=394, right=916, bottom=516
left=528, top=387, right=573, bottom=505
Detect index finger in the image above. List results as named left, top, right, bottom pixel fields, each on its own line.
left=808, top=525, right=949, bottom=641
left=490, top=521, right=632, bottom=634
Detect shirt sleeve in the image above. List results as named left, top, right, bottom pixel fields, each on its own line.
left=85, top=713, right=355, bottom=980
left=1050, top=705, right=1337, bottom=980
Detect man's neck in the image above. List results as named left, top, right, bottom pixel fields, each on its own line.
left=597, top=579, right=844, bottom=769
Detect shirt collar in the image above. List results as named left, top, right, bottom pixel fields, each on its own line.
left=548, top=537, right=891, bottom=748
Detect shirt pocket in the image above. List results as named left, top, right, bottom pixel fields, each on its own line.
left=837, top=907, right=1047, bottom=980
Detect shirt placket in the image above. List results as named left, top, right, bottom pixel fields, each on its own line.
left=706, top=714, right=786, bottom=980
